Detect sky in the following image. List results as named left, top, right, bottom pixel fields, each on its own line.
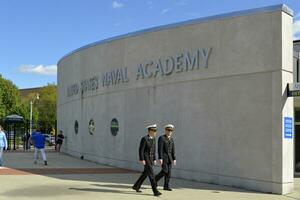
left=0, top=0, right=300, bottom=89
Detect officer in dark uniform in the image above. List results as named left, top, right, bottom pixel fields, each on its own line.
left=132, top=124, right=161, bottom=196
left=155, top=124, right=176, bottom=191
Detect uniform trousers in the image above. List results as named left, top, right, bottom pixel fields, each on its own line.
left=133, top=164, right=158, bottom=193
left=155, top=162, right=172, bottom=188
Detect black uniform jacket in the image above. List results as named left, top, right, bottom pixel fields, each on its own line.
left=158, top=135, right=176, bottom=164
left=139, top=135, right=156, bottom=166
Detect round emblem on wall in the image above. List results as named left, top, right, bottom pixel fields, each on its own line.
left=89, top=119, right=95, bottom=135
left=111, top=118, right=119, bottom=136
left=74, top=120, right=79, bottom=134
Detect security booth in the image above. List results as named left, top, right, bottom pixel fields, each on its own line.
left=3, top=114, right=25, bottom=150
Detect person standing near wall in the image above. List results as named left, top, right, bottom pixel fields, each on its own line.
left=0, top=125, right=8, bottom=166
left=26, top=132, right=31, bottom=150
left=132, top=124, right=161, bottom=196
left=56, top=130, right=65, bottom=152
left=30, top=129, right=48, bottom=165
left=155, top=124, right=176, bottom=191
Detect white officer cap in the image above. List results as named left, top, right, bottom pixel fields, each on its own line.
left=164, top=124, right=174, bottom=130
left=146, top=124, right=157, bottom=130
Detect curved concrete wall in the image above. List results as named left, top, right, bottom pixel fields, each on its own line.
left=58, top=5, right=294, bottom=194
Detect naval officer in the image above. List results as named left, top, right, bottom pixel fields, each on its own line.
left=132, top=124, right=161, bottom=196
left=155, top=124, right=176, bottom=191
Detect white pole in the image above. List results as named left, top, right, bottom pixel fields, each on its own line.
left=30, top=101, right=33, bottom=135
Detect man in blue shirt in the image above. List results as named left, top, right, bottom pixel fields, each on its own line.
left=30, top=129, right=47, bottom=165
left=0, top=125, right=8, bottom=166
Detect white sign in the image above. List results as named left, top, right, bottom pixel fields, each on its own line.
left=289, top=83, right=300, bottom=91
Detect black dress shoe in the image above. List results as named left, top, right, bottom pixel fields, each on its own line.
left=163, top=187, right=172, bottom=191
left=154, top=191, right=162, bottom=196
left=132, top=186, right=142, bottom=192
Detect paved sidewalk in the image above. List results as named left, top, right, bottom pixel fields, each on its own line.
left=0, top=150, right=299, bottom=200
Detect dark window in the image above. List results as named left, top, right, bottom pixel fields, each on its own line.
left=74, top=120, right=79, bottom=134
left=111, top=118, right=119, bottom=136
left=295, top=110, right=300, bottom=122
left=89, top=119, right=95, bottom=135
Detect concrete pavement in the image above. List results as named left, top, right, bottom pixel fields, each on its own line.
left=0, top=150, right=299, bottom=200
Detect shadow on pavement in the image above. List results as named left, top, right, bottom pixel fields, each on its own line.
left=69, top=187, right=154, bottom=197
left=3, top=150, right=296, bottom=196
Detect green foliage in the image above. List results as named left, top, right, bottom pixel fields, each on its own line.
left=0, top=74, right=56, bottom=134
left=0, top=98, right=5, bottom=118
left=0, top=74, right=21, bottom=119
left=12, top=103, right=38, bottom=123
left=35, top=84, right=56, bottom=134
left=17, top=92, right=40, bottom=123
left=14, top=84, right=57, bottom=133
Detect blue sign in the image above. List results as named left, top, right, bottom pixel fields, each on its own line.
left=284, top=117, right=293, bottom=139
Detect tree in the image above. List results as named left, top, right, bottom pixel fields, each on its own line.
left=17, top=92, right=39, bottom=123
left=12, top=102, right=38, bottom=123
left=0, top=74, right=21, bottom=119
left=35, top=84, right=56, bottom=134
left=0, top=74, right=57, bottom=134
left=0, top=97, right=5, bottom=118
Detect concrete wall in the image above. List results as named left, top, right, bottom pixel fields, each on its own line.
left=57, top=5, right=294, bottom=194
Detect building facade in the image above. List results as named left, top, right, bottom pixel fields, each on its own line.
left=294, top=40, right=300, bottom=172
left=57, top=5, right=294, bottom=194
